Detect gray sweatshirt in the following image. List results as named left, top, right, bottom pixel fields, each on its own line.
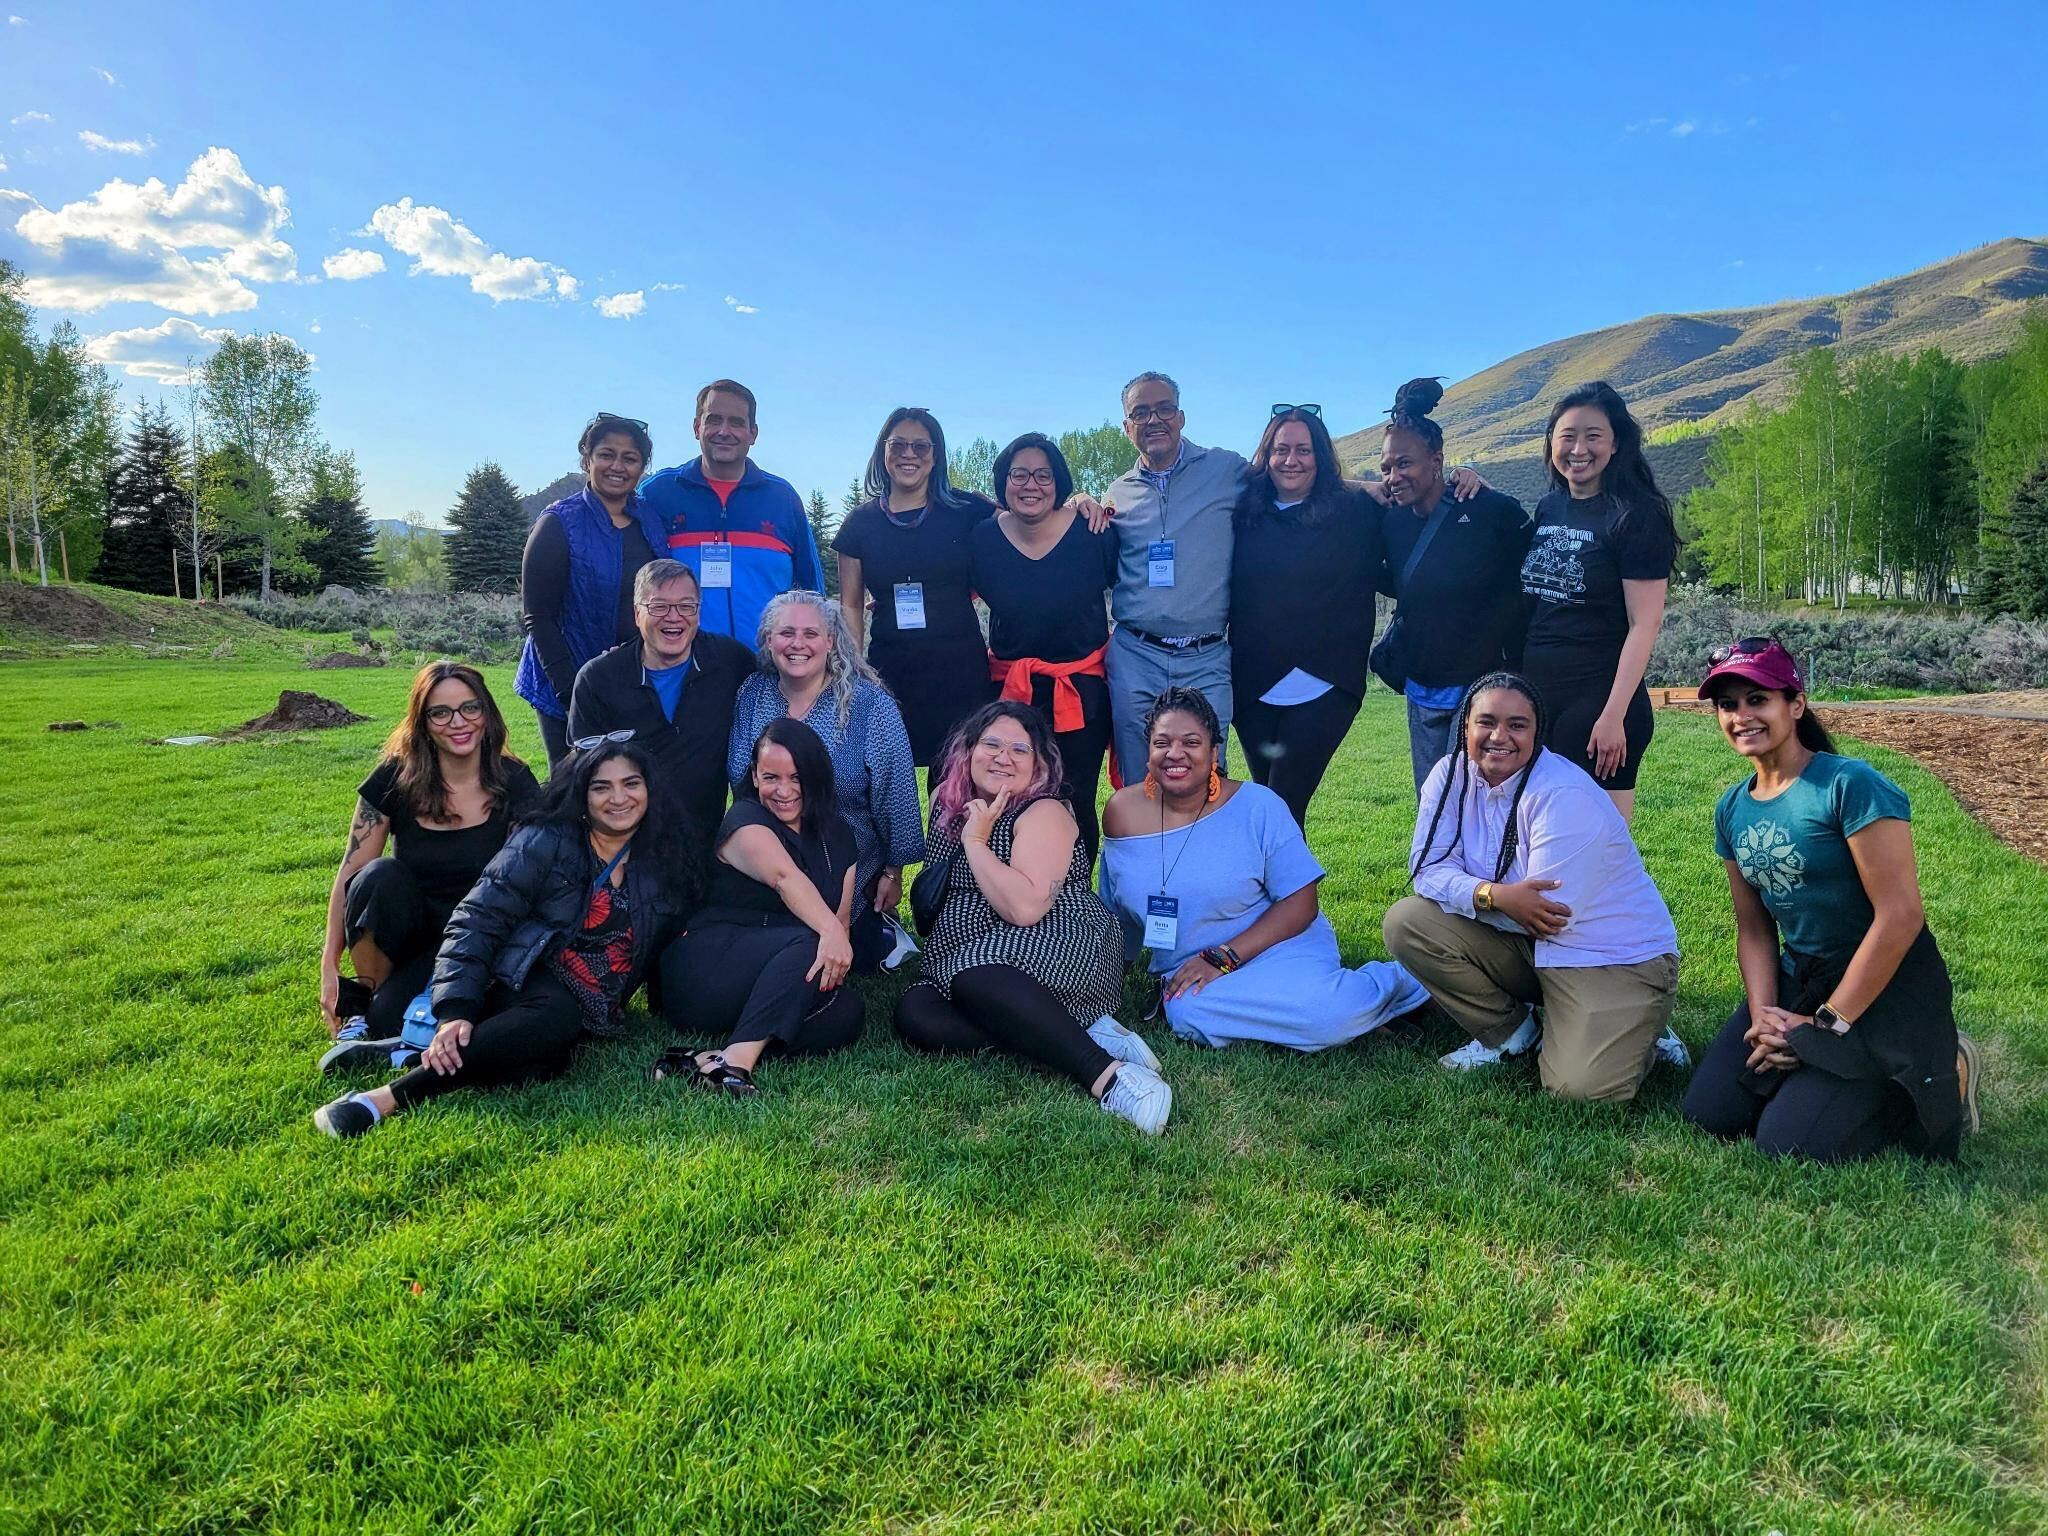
left=1103, top=439, right=1248, bottom=637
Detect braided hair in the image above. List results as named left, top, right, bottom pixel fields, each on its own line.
left=1410, top=671, right=1548, bottom=885
left=1386, top=376, right=1446, bottom=457
left=1142, top=685, right=1223, bottom=750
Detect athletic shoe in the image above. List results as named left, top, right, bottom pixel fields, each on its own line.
left=1099, top=1062, right=1172, bottom=1135
left=1653, top=1026, right=1692, bottom=1069
left=1087, top=1015, right=1162, bottom=1073
left=1439, top=1010, right=1540, bottom=1071
left=333, top=1013, right=371, bottom=1043
left=1957, top=1032, right=1983, bottom=1136
left=312, top=1093, right=381, bottom=1139
left=319, top=1033, right=403, bottom=1075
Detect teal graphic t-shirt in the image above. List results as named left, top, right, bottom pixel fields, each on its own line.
left=1713, top=754, right=1911, bottom=963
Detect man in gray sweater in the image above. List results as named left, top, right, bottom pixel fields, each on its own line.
left=1102, top=370, right=1248, bottom=778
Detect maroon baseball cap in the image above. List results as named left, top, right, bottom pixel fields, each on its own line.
left=1698, top=636, right=1803, bottom=697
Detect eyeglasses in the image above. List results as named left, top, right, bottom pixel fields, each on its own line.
left=424, top=699, right=486, bottom=726
left=1708, top=635, right=1778, bottom=664
left=593, top=411, right=648, bottom=431
left=1271, top=403, right=1322, bottom=418
left=640, top=599, right=701, bottom=618
left=1125, top=402, right=1180, bottom=423
left=571, top=729, right=636, bottom=751
left=885, top=438, right=934, bottom=460
left=1006, top=467, right=1056, bottom=487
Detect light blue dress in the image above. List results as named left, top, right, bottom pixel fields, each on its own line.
left=1100, top=781, right=1427, bottom=1051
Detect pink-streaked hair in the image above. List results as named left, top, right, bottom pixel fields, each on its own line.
left=929, top=701, right=1064, bottom=835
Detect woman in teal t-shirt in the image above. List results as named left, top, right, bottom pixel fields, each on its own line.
left=1681, top=639, right=1980, bottom=1162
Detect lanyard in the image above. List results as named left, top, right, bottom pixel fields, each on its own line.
left=591, top=838, right=632, bottom=892
left=1157, top=793, right=1213, bottom=895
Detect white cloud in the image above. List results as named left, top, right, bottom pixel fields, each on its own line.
left=83, top=315, right=235, bottom=383
left=722, top=293, right=758, bottom=314
left=308, top=319, right=321, bottom=334
left=1725, top=259, right=1745, bottom=269
left=8, top=16, right=28, bottom=26
left=650, top=280, right=686, bottom=292
left=364, top=196, right=579, bottom=303
left=12, top=110, right=52, bottom=125
left=321, top=246, right=385, bottom=281
left=78, top=130, right=155, bottom=155
left=1670, top=120, right=1698, bottom=137
left=594, top=290, right=645, bottom=320
left=92, top=67, right=117, bottom=86
left=8, top=146, right=298, bottom=313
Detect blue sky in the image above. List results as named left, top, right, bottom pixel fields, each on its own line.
left=2, top=0, right=2043, bottom=525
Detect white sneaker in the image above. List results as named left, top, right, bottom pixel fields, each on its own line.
left=878, top=915, right=920, bottom=971
left=1087, top=1015, right=1162, bottom=1072
left=1653, top=1027, right=1691, bottom=1068
left=1439, top=1010, right=1539, bottom=1071
left=1099, top=1062, right=1172, bottom=1135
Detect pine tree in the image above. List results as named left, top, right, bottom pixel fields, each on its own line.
left=303, top=449, right=383, bottom=590
left=444, top=462, right=527, bottom=594
left=1995, top=460, right=2048, bottom=620
left=92, top=401, right=186, bottom=594
left=809, top=488, right=841, bottom=598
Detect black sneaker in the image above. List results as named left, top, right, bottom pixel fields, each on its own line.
left=319, top=1035, right=403, bottom=1075
left=312, top=1094, right=380, bottom=1139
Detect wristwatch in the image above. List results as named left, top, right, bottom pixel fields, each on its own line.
left=1813, top=1003, right=1854, bottom=1035
left=1474, top=882, right=1495, bottom=913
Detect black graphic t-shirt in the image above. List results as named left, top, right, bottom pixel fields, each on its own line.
left=1520, top=490, right=1675, bottom=668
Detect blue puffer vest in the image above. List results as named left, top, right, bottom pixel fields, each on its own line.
left=514, top=486, right=672, bottom=718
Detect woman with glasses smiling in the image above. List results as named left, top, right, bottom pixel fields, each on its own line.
left=834, top=408, right=999, bottom=770
left=515, top=412, right=670, bottom=768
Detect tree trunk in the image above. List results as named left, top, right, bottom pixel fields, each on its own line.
left=215, top=552, right=224, bottom=601
left=172, top=547, right=182, bottom=599
left=58, top=528, right=69, bottom=583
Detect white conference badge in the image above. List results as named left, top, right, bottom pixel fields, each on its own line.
left=701, top=542, right=734, bottom=588
left=893, top=582, right=927, bottom=629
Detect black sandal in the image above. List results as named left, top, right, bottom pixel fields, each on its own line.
left=677, top=1050, right=759, bottom=1097
left=648, top=1046, right=699, bottom=1085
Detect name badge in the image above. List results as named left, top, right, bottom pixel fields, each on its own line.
left=701, top=542, right=734, bottom=588
left=893, top=582, right=927, bottom=630
left=1144, top=894, right=1180, bottom=950
left=1147, top=539, right=1176, bottom=588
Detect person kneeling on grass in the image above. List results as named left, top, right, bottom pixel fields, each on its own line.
left=893, top=701, right=1173, bottom=1135
left=314, top=741, right=694, bottom=1138
left=1382, top=671, right=1688, bottom=1100
left=1099, top=686, right=1429, bottom=1050
left=651, top=718, right=866, bottom=1096
left=318, top=661, right=539, bottom=1075
left=1680, top=638, right=1982, bottom=1162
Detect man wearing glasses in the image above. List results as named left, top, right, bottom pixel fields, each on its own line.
left=1100, top=371, right=1249, bottom=780
left=638, top=379, right=826, bottom=643
left=567, top=560, right=755, bottom=844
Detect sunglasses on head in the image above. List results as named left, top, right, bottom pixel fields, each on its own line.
left=1271, top=403, right=1322, bottom=419
left=571, top=729, right=636, bottom=752
left=1708, top=635, right=1779, bottom=665
left=591, top=411, right=649, bottom=432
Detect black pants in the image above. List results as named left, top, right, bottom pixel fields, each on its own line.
left=1015, top=673, right=1110, bottom=864
left=1681, top=1002, right=1915, bottom=1163
left=344, top=858, right=449, bottom=1038
left=534, top=708, right=571, bottom=773
left=1525, top=656, right=1654, bottom=792
left=1234, top=688, right=1362, bottom=830
left=894, top=966, right=1112, bottom=1090
left=659, top=922, right=865, bottom=1054
left=388, top=970, right=585, bottom=1110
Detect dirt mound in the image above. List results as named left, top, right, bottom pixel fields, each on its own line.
left=231, top=690, right=368, bottom=735
left=0, top=583, right=146, bottom=641
left=1825, top=708, right=2048, bottom=866
left=305, top=651, right=384, bottom=670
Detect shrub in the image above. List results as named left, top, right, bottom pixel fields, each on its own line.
left=227, top=591, right=523, bottom=664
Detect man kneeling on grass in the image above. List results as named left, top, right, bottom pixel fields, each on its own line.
left=314, top=741, right=695, bottom=1138
left=1382, top=671, right=1688, bottom=1100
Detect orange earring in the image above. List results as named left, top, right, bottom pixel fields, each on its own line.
left=1142, top=772, right=1159, bottom=800
left=1206, top=764, right=1222, bottom=803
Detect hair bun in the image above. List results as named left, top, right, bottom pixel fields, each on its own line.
left=1392, top=376, right=1445, bottom=419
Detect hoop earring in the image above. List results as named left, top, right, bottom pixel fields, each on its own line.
left=1206, top=764, right=1222, bottom=803
left=1142, top=772, right=1158, bottom=801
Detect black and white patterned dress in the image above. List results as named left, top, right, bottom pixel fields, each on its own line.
left=920, top=800, right=1124, bottom=1023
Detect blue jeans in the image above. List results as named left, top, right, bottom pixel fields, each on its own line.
left=1406, top=695, right=1458, bottom=794
left=1106, top=625, right=1232, bottom=785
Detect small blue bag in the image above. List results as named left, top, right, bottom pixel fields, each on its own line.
left=393, top=989, right=437, bottom=1068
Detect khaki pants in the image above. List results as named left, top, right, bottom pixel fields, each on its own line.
left=1383, top=895, right=1678, bottom=1103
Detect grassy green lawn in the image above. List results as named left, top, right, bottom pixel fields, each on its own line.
left=2, top=658, right=2044, bottom=1533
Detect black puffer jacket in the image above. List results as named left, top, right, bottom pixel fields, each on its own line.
left=430, top=820, right=684, bottom=1021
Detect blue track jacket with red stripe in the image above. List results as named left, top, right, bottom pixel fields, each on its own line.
left=638, top=456, right=825, bottom=643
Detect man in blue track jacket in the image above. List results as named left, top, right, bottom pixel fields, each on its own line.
left=637, top=379, right=825, bottom=644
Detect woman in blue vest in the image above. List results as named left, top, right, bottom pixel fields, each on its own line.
left=515, top=413, right=670, bottom=768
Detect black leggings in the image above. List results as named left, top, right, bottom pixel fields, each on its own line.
left=1525, top=659, right=1654, bottom=792
left=894, top=965, right=1112, bottom=1090
left=388, top=970, right=585, bottom=1111
left=1681, top=1002, right=1915, bottom=1163
left=344, top=858, right=450, bottom=1038
left=1233, top=688, right=1361, bottom=829
left=659, top=922, right=865, bottom=1054
left=534, top=708, right=571, bottom=773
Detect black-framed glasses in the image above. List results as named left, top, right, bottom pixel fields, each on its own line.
left=1126, top=402, right=1181, bottom=423
left=424, top=699, right=486, bottom=726
left=1006, top=467, right=1056, bottom=487
left=592, top=411, right=648, bottom=431
left=1271, top=403, right=1322, bottom=418
left=571, top=729, right=636, bottom=751
left=639, top=599, right=700, bottom=618
left=884, top=438, right=933, bottom=460
left=1708, top=635, right=1778, bottom=665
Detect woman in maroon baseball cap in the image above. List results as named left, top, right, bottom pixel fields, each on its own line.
left=1680, top=637, right=1982, bottom=1162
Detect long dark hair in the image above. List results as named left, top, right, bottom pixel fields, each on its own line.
left=1411, top=672, right=1548, bottom=885
left=861, top=406, right=975, bottom=513
left=930, top=700, right=1064, bottom=835
left=381, top=661, right=523, bottom=823
left=522, top=740, right=703, bottom=906
left=1543, top=381, right=1673, bottom=539
left=739, top=717, right=840, bottom=840
left=1237, top=407, right=1349, bottom=528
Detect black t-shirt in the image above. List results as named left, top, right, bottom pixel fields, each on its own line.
left=1380, top=488, right=1535, bottom=689
left=357, top=757, right=542, bottom=916
left=1520, top=490, right=1675, bottom=667
left=692, top=798, right=857, bottom=927
left=833, top=494, right=994, bottom=650
left=970, top=512, right=1118, bottom=662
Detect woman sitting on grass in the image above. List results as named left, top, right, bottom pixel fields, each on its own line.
left=893, top=701, right=1173, bottom=1135
left=1100, top=686, right=1428, bottom=1051
left=313, top=741, right=694, bottom=1138
left=1382, top=672, right=1688, bottom=1100
left=318, top=661, right=540, bottom=1075
left=652, top=719, right=866, bottom=1097
left=1680, top=638, right=1981, bottom=1162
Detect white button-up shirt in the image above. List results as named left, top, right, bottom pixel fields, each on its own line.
left=1410, top=750, right=1678, bottom=969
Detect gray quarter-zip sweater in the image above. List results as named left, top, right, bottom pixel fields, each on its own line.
left=1103, top=439, right=1248, bottom=637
